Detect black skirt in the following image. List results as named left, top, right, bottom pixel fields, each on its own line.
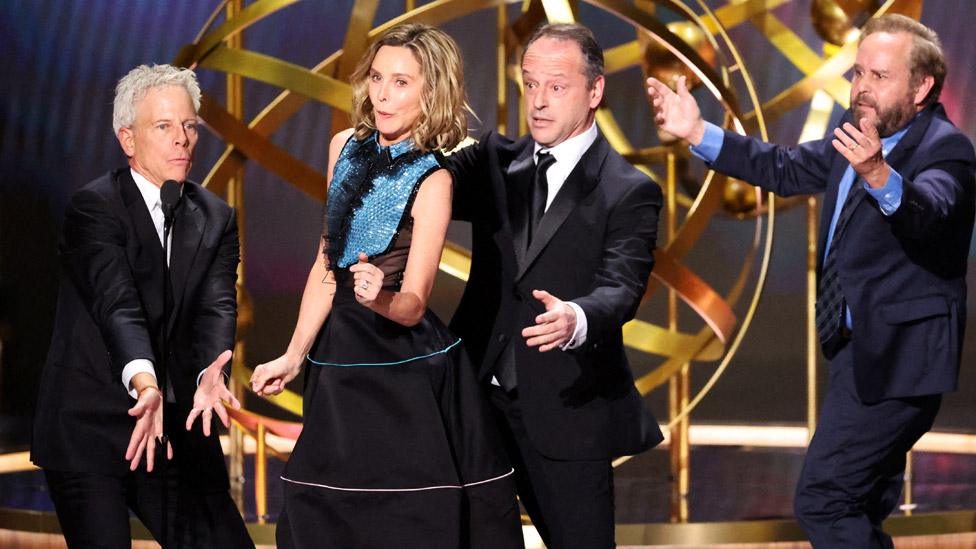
left=277, top=288, right=523, bottom=549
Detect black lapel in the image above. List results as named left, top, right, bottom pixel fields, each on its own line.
left=167, top=184, right=205, bottom=336
left=117, top=169, right=166, bottom=327
left=505, top=142, right=536, bottom=272
left=516, top=135, right=606, bottom=280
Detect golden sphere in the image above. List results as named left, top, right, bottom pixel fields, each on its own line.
left=811, top=0, right=879, bottom=46
left=639, top=22, right=716, bottom=91
left=722, top=177, right=759, bottom=214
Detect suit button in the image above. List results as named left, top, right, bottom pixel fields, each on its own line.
left=497, top=334, right=507, bottom=343
left=513, top=287, right=522, bottom=302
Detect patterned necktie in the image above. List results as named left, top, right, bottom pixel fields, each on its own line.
left=527, top=150, right=556, bottom=247
left=815, top=180, right=865, bottom=358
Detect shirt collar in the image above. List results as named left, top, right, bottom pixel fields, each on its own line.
left=130, top=169, right=183, bottom=212
left=372, top=131, right=416, bottom=160
left=130, top=168, right=161, bottom=212
left=880, top=114, right=917, bottom=157
left=534, top=121, right=598, bottom=167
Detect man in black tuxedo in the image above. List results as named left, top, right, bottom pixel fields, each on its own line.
left=30, top=64, right=253, bottom=548
left=448, top=23, right=664, bottom=549
left=647, top=14, right=975, bottom=548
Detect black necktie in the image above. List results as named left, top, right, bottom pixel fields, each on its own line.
left=815, top=180, right=865, bottom=358
left=527, top=150, right=556, bottom=247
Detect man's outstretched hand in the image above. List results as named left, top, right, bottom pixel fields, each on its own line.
left=126, top=385, right=171, bottom=472
left=521, top=290, right=577, bottom=352
left=646, top=75, right=706, bottom=146
left=186, top=350, right=241, bottom=437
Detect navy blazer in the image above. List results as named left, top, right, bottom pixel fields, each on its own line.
left=447, top=132, right=664, bottom=460
left=709, top=104, right=975, bottom=402
left=31, top=168, right=239, bottom=489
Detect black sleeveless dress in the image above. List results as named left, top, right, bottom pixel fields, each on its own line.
left=276, top=133, right=523, bottom=549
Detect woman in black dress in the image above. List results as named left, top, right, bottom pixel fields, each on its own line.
left=250, top=24, right=523, bottom=549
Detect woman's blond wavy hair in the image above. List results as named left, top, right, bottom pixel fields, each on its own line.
left=350, top=24, right=469, bottom=153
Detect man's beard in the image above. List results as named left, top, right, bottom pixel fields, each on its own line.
left=852, top=91, right=917, bottom=137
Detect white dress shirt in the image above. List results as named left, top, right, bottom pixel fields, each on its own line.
left=120, top=170, right=202, bottom=399
left=531, top=122, right=598, bottom=350
left=490, top=125, right=599, bottom=387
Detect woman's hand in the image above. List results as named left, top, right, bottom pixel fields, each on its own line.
left=349, top=252, right=383, bottom=308
left=251, top=353, right=304, bottom=396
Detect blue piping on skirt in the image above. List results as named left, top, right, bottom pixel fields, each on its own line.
left=306, top=338, right=462, bottom=367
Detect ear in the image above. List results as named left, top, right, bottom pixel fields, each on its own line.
left=118, top=126, right=135, bottom=157
left=913, top=74, right=935, bottom=107
left=588, top=74, right=605, bottom=109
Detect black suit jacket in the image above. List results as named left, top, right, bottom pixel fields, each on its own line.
left=31, top=168, right=239, bottom=490
left=447, top=132, right=665, bottom=461
left=710, top=104, right=975, bottom=402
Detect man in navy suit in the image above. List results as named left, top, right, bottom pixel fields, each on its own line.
left=648, top=14, right=974, bottom=548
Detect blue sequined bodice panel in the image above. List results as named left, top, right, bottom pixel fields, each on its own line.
left=325, top=132, right=443, bottom=274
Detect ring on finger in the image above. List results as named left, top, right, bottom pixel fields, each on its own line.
left=361, top=280, right=370, bottom=290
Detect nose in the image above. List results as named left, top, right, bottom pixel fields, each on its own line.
left=174, top=125, right=188, bottom=147
left=377, top=80, right=390, bottom=103
left=852, top=76, right=870, bottom=98
left=531, top=86, right=548, bottom=111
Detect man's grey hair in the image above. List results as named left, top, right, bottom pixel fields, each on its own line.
left=112, top=64, right=201, bottom=134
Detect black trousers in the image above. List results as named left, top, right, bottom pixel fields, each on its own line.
left=489, top=386, right=614, bottom=549
left=794, top=344, right=941, bottom=548
left=44, top=408, right=253, bottom=549
left=45, top=467, right=252, bottom=549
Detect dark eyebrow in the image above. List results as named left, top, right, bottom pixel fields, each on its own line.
left=521, top=70, right=568, bottom=79
left=369, top=68, right=416, bottom=79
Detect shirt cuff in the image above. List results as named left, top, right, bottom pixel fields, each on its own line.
left=561, top=301, right=588, bottom=350
left=689, top=121, right=725, bottom=163
left=864, top=168, right=903, bottom=215
left=122, top=359, right=156, bottom=399
left=197, top=368, right=229, bottom=387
